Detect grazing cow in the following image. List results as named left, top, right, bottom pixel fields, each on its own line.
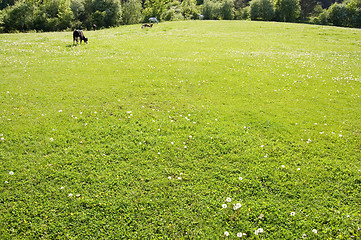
left=73, top=30, right=88, bottom=45
left=142, top=23, right=153, bottom=29
left=92, top=24, right=97, bottom=31
left=149, top=17, right=158, bottom=24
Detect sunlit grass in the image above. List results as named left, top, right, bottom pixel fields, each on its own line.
left=1, top=20, right=361, bottom=239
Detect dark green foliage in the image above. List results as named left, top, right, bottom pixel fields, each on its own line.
left=122, top=0, right=143, bottom=24
left=181, top=0, right=200, bottom=20
left=220, top=0, right=234, bottom=20
left=275, top=0, right=301, bottom=22
left=250, top=0, right=274, bottom=21
left=2, top=1, right=35, bottom=32
left=201, top=0, right=221, bottom=19
left=328, top=3, right=348, bottom=26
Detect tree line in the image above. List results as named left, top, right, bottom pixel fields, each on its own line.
left=0, top=0, right=360, bottom=33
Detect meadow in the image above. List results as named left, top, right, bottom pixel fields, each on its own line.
left=0, top=20, right=361, bottom=239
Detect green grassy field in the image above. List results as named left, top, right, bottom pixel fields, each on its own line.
left=1, top=20, right=361, bottom=239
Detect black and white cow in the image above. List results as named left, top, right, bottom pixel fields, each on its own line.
left=73, top=30, right=88, bottom=45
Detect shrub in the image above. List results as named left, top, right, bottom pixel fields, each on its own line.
left=161, top=1, right=184, bottom=21
left=1, top=1, right=36, bottom=32
left=202, top=0, right=221, bottom=20
left=235, top=6, right=250, bottom=20
left=220, top=0, right=234, bottom=20
left=274, top=0, right=301, bottom=22
left=311, top=8, right=328, bottom=25
left=181, top=0, right=199, bottom=19
left=250, top=0, right=274, bottom=21
left=122, top=0, right=143, bottom=25
left=327, top=3, right=348, bottom=27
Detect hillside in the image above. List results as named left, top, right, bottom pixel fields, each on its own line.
left=1, top=21, right=361, bottom=239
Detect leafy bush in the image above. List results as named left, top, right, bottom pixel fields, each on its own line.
left=220, top=0, right=234, bottom=20
left=250, top=0, right=274, bottom=21
left=274, top=0, right=301, bottom=22
left=181, top=0, right=199, bottom=20
left=311, top=8, right=328, bottom=25
left=122, top=0, right=143, bottom=25
left=161, top=1, right=184, bottom=21
left=202, top=0, right=221, bottom=19
left=327, top=3, right=348, bottom=26
left=2, top=1, right=36, bottom=32
left=235, top=6, right=250, bottom=20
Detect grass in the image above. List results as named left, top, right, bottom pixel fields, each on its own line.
left=0, top=20, right=361, bottom=239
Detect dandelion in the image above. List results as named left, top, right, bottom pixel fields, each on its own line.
left=237, top=232, right=243, bottom=237
left=224, top=231, right=229, bottom=236
left=1, top=137, right=4, bottom=142
left=233, top=203, right=242, bottom=210
left=302, top=234, right=307, bottom=238
left=297, top=168, right=301, bottom=171
left=261, top=145, right=264, bottom=148
left=178, top=177, right=182, bottom=180
left=9, top=171, right=14, bottom=175
left=68, top=193, right=73, bottom=197
left=60, top=187, right=64, bottom=190
left=171, top=142, right=174, bottom=145
left=290, top=212, right=296, bottom=216
left=184, top=146, right=187, bottom=149
left=168, top=176, right=172, bottom=180
left=58, top=110, right=62, bottom=112
left=281, top=165, right=285, bottom=168
left=50, top=138, right=54, bottom=142
left=222, top=204, right=227, bottom=209
left=226, top=197, right=231, bottom=202
left=5, top=181, right=9, bottom=184
left=312, top=229, right=318, bottom=234
left=239, top=177, right=243, bottom=180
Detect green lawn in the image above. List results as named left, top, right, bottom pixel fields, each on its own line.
left=1, top=20, right=361, bottom=239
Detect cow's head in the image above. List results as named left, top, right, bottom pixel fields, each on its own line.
left=84, top=37, right=88, bottom=44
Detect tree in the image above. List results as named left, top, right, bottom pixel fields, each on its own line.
left=1, top=0, right=16, bottom=10
left=143, top=0, right=170, bottom=21
left=275, top=0, right=301, bottom=22
left=202, top=0, right=221, bottom=19
left=250, top=0, right=274, bottom=20
left=346, top=0, right=361, bottom=27
left=2, top=1, right=36, bottom=32
left=327, top=3, right=348, bottom=26
left=161, top=0, right=183, bottom=21
left=122, top=0, right=143, bottom=24
left=181, top=0, right=199, bottom=19
left=299, top=0, right=318, bottom=18
left=220, top=0, right=235, bottom=20
left=91, top=0, right=122, bottom=28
